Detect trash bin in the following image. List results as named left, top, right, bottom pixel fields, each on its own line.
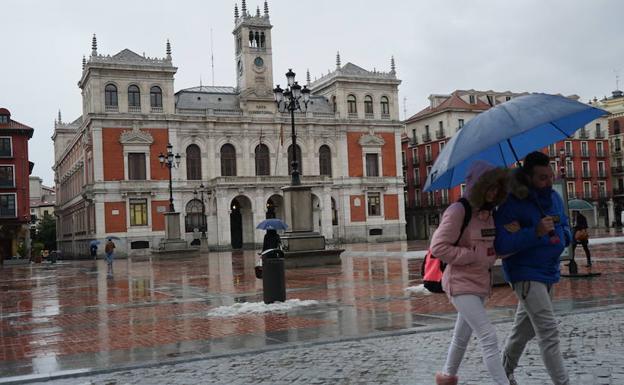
left=261, top=248, right=286, bottom=304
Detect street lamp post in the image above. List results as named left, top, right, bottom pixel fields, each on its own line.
left=193, top=183, right=207, bottom=240
left=273, top=69, right=311, bottom=186
left=158, top=143, right=181, bottom=212
left=559, top=148, right=578, bottom=274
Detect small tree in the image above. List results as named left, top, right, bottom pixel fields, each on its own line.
left=34, top=213, right=57, bottom=251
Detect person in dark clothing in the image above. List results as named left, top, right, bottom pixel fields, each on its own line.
left=572, top=211, right=591, bottom=266
left=90, top=244, right=98, bottom=259
left=262, top=229, right=281, bottom=254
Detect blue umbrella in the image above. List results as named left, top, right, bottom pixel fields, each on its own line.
left=256, top=218, right=288, bottom=230
left=424, top=94, right=607, bottom=191
left=90, top=240, right=101, bottom=247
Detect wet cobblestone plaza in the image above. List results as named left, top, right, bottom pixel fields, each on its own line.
left=2, top=234, right=624, bottom=384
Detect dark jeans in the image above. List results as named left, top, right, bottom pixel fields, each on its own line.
left=572, top=239, right=591, bottom=265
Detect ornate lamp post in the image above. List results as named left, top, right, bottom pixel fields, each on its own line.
left=158, top=143, right=181, bottom=212
left=559, top=148, right=578, bottom=274
left=193, top=183, right=207, bottom=240
left=273, top=69, right=311, bottom=185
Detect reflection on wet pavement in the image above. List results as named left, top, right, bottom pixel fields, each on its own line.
left=1, top=240, right=624, bottom=380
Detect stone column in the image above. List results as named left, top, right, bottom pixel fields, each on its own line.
left=283, top=185, right=313, bottom=232
left=608, top=199, right=615, bottom=227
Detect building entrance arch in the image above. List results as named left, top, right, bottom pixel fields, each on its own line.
left=230, top=196, right=253, bottom=249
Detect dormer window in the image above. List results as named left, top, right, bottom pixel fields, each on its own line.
left=0, top=116, right=7, bottom=124
left=469, top=94, right=476, bottom=104
left=104, top=84, right=118, bottom=111
left=0, top=108, right=10, bottom=124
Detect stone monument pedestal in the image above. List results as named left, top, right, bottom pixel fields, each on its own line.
left=281, top=185, right=343, bottom=268
left=153, top=212, right=198, bottom=257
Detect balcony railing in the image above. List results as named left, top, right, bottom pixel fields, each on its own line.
left=348, top=112, right=358, bottom=119
left=615, top=189, right=624, bottom=197
left=105, top=105, right=119, bottom=112
left=422, top=133, right=431, bottom=142
left=596, top=130, right=604, bottom=139
left=424, top=154, right=433, bottom=163
left=365, top=113, right=374, bottom=119
left=582, top=171, right=591, bottom=178
left=128, top=105, right=141, bottom=113
left=381, top=113, right=390, bottom=120
left=583, top=192, right=593, bottom=199
left=565, top=150, right=574, bottom=157
left=596, top=150, right=605, bottom=158
left=150, top=106, right=163, bottom=113
left=579, top=130, right=589, bottom=139
left=414, top=179, right=421, bottom=187
left=413, top=157, right=420, bottom=166
left=612, top=166, right=624, bottom=175
left=598, top=170, right=607, bottom=178
left=580, top=150, right=590, bottom=158
left=409, top=137, right=418, bottom=147
left=568, top=192, right=577, bottom=199
left=565, top=170, right=575, bottom=178
left=435, top=129, right=445, bottom=139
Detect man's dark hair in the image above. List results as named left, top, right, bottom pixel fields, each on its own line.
left=523, top=151, right=550, bottom=176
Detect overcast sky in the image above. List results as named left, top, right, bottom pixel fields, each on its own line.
left=1, top=0, right=623, bottom=185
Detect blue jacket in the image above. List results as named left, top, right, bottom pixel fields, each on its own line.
left=494, top=188, right=571, bottom=284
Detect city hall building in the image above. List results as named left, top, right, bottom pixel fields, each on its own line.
left=53, top=2, right=406, bottom=257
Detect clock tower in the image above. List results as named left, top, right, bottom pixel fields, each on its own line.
left=233, top=1, right=275, bottom=105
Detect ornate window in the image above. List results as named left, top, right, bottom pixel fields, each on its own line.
left=186, top=144, right=202, bottom=180
left=220, top=144, right=237, bottom=176
left=128, top=85, right=141, bottom=107
left=185, top=199, right=206, bottom=233
left=150, top=86, right=163, bottom=108
left=319, top=145, right=332, bottom=176
left=380, top=96, right=390, bottom=115
left=347, top=94, right=357, bottom=114
left=105, top=84, right=118, bottom=108
left=128, top=153, right=146, bottom=180
left=364, top=95, right=373, bottom=114
left=367, top=193, right=381, bottom=216
left=255, top=144, right=270, bottom=176
left=129, top=199, right=148, bottom=226
left=287, top=144, right=303, bottom=175
left=366, top=153, right=379, bottom=176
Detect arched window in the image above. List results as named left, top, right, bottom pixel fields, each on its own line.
left=185, top=199, right=206, bottom=233
left=128, top=85, right=141, bottom=107
left=186, top=144, right=201, bottom=180
left=287, top=144, right=303, bottom=175
left=615, top=120, right=621, bottom=135
left=364, top=95, right=373, bottom=115
left=380, top=96, right=390, bottom=115
left=255, top=144, right=270, bottom=176
left=105, top=84, right=118, bottom=108
left=150, top=86, right=163, bottom=108
left=220, top=144, right=237, bottom=176
left=347, top=94, right=357, bottom=114
left=319, top=145, right=332, bottom=176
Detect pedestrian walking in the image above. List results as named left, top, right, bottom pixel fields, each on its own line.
left=104, top=238, right=115, bottom=277
left=90, top=243, right=98, bottom=259
left=572, top=211, right=591, bottom=266
left=494, top=151, right=571, bottom=385
left=430, top=161, right=510, bottom=385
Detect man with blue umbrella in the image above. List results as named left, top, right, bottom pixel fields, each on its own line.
left=494, top=152, right=571, bottom=385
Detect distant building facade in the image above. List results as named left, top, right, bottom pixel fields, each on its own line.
left=402, top=90, right=611, bottom=240
left=29, top=176, right=55, bottom=227
left=0, top=108, right=34, bottom=262
left=53, top=3, right=405, bottom=257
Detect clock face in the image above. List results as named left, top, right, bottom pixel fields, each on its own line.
left=254, top=57, right=264, bottom=67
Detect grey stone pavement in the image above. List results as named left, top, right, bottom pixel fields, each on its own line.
left=23, top=305, right=624, bottom=385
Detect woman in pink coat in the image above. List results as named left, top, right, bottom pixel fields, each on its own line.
left=431, top=161, right=510, bottom=385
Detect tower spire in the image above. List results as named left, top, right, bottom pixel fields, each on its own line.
left=256, top=5, right=260, bottom=17
left=57, top=110, right=62, bottom=124
left=82, top=55, right=86, bottom=70
left=390, top=56, right=396, bottom=74
left=306, top=69, right=311, bottom=86
left=166, top=39, right=172, bottom=60
left=241, top=0, right=247, bottom=16
left=336, top=51, right=341, bottom=69
left=264, top=1, right=269, bottom=16
left=234, top=3, right=239, bottom=20
left=91, top=34, right=97, bottom=56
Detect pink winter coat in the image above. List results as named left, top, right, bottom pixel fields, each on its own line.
left=429, top=161, right=509, bottom=298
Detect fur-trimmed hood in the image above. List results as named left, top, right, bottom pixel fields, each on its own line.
left=507, top=168, right=531, bottom=200
left=464, top=161, right=509, bottom=209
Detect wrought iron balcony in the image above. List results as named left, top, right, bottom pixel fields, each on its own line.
left=435, top=129, right=445, bottom=139
left=422, top=133, right=431, bottom=142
